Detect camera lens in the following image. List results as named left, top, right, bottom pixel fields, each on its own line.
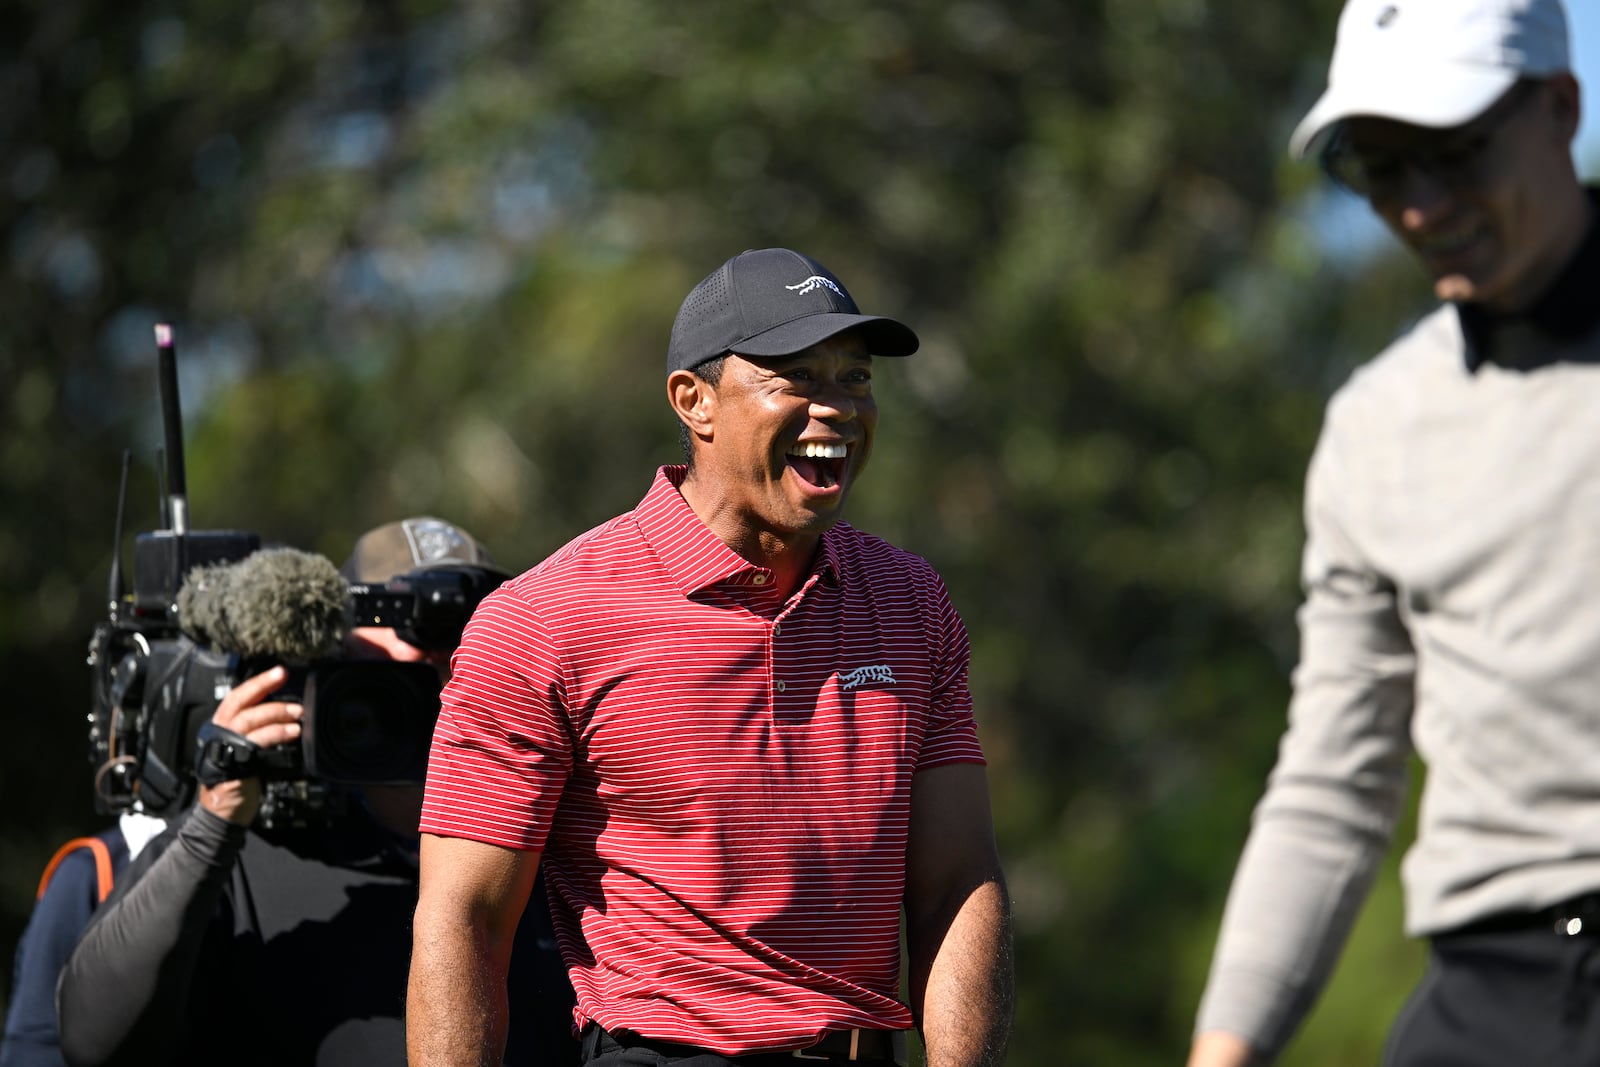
left=323, top=697, right=386, bottom=763
left=301, top=662, right=442, bottom=784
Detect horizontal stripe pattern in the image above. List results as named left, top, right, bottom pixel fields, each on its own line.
left=422, top=466, right=984, bottom=1053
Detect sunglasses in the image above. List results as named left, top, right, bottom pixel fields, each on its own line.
left=1319, top=79, right=1542, bottom=199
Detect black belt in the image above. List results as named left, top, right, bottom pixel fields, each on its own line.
left=581, top=1023, right=908, bottom=1066
left=1449, top=892, right=1600, bottom=938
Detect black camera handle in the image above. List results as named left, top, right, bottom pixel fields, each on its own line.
left=194, top=721, right=265, bottom=787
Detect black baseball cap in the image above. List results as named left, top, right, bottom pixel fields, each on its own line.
left=667, top=248, right=920, bottom=373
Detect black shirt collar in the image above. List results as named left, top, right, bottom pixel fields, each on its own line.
left=1459, top=186, right=1600, bottom=370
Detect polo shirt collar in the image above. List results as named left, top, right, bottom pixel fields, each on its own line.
left=1459, top=186, right=1600, bottom=371
left=633, top=466, right=843, bottom=598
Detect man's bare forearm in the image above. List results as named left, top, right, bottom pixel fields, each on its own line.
left=910, top=877, right=1014, bottom=1067
left=407, top=909, right=511, bottom=1067
left=408, top=834, right=540, bottom=1067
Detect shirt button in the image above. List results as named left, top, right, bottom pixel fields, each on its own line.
left=774, top=623, right=782, bottom=635
left=776, top=679, right=786, bottom=693
left=752, top=573, right=768, bottom=585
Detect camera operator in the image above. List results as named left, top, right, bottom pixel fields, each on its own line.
left=54, top=517, right=577, bottom=1067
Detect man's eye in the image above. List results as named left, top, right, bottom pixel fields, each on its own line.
left=1361, top=157, right=1405, bottom=184
left=1429, top=135, right=1489, bottom=173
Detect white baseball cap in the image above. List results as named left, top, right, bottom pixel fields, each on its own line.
left=1289, top=0, right=1570, bottom=159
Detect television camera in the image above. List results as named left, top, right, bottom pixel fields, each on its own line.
left=86, top=324, right=505, bottom=823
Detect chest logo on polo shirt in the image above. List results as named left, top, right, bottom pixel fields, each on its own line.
left=839, top=664, right=896, bottom=690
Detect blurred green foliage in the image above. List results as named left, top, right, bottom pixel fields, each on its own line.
left=2, top=0, right=1450, bottom=1060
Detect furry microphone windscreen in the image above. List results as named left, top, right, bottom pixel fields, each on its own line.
left=176, top=547, right=351, bottom=662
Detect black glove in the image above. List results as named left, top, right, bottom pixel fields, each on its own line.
left=193, top=720, right=265, bottom=786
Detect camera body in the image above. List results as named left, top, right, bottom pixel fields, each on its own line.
left=87, top=528, right=502, bottom=819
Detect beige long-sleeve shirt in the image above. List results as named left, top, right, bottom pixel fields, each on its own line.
left=1196, top=272, right=1600, bottom=1055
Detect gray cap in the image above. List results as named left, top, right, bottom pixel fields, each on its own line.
left=340, top=516, right=506, bottom=583
left=666, top=248, right=919, bottom=373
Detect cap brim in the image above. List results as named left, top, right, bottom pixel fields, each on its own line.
left=731, top=312, right=920, bottom=359
left=1289, top=65, right=1518, bottom=159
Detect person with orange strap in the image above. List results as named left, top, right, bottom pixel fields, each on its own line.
left=1, top=813, right=165, bottom=1067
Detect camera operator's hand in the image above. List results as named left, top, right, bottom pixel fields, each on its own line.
left=198, top=665, right=304, bottom=826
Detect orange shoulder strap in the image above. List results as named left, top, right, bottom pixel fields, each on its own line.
left=35, top=836, right=115, bottom=904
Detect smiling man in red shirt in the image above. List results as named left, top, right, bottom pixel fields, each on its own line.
left=408, top=248, right=1013, bottom=1067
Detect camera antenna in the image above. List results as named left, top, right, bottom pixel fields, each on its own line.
left=155, top=447, right=168, bottom=530
left=155, top=323, right=188, bottom=534
left=107, top=449, right=132, bottom=618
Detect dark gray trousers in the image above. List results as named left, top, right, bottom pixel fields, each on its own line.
left=1385, top=925, right=1600, bottom=1066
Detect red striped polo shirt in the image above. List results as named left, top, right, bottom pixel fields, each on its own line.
left=421, top=465, right=985, bottom=1055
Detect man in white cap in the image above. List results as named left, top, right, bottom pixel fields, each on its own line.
left=1189, top=0, right=1600, bottom=1064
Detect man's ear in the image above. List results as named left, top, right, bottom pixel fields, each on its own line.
left=1547, top=72, right=1583, bottom=146
left=667, top=369, right=715, bottom=442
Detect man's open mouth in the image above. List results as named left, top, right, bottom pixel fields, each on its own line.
left=785, top=441, right=848, bottom=490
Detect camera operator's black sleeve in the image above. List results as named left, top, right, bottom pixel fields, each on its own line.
left=55, top=807, right=244, bottom=1067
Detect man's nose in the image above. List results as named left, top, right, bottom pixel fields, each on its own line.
left=810, top=381, right=858, bottom=421
left=1391, top=164, right=1455, bottom=232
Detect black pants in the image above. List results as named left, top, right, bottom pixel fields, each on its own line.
left=584, top=1046, right=743, bottom=1067
left=580, top=1025, right=899, bottom=1067
left=1384, top=925, right=1600, bottom=1066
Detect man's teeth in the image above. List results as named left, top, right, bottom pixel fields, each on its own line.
left=789, top=442, right=846, bottom=459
